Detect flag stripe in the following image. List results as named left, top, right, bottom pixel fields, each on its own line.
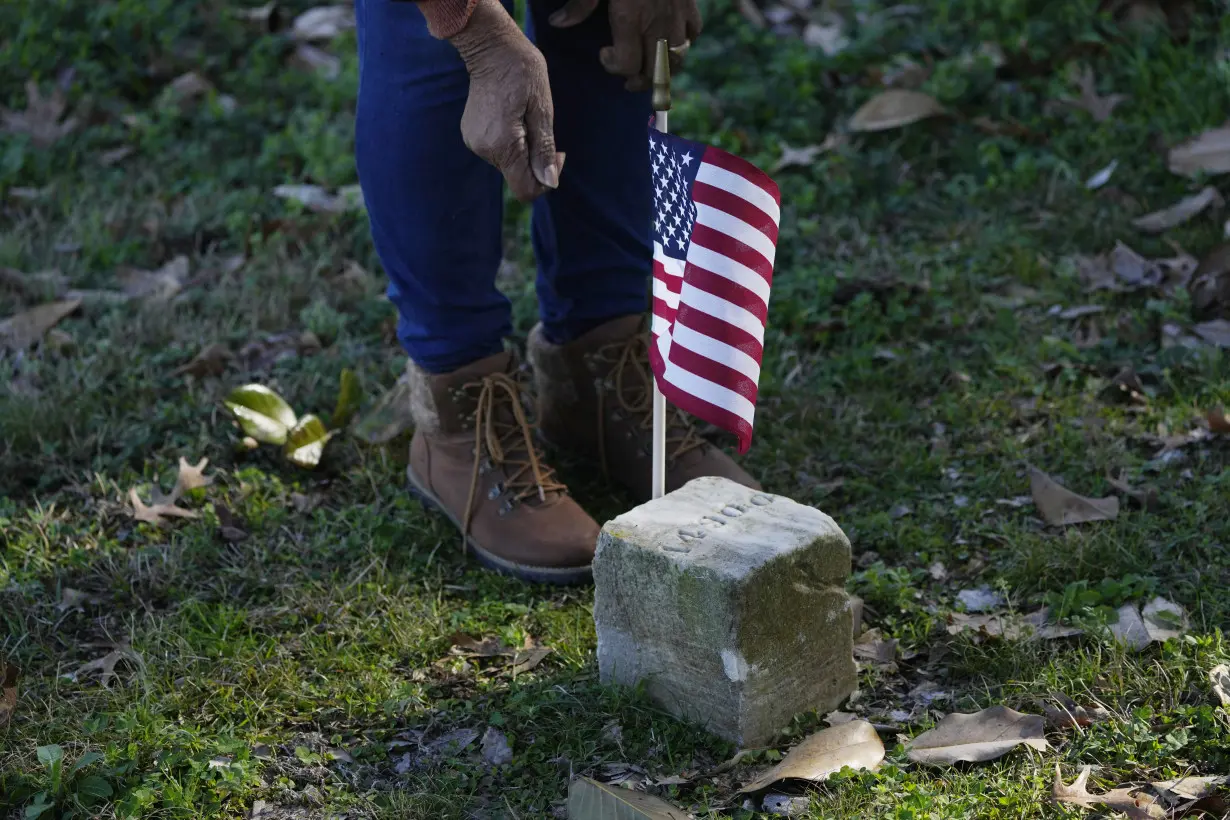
left=652, top=277, right=680, bottom=309
left=684, top=242, right=771, bottom=306
left=689, top=222, right=774, bottom=286
left=676, top=281, right=765, bottom=345
left=694, top=203, right=777, bottom=268
left=652, top=346, right=754, bottom=451
left=670, top=320, right=762, bottom=385
left=693, top=183, right=780, bottom=246
left=660, top=352, right=756, bottom=420
left=696, top=157, right=780, bottom=222
left=667, top=339, right=760, bottom=408
left=681, top=265, right=768, bottom=325
left=675, top=299, right=764, bottom=360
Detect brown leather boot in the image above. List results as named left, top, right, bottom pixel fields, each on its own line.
left=527, top=315, right=762, bottom=502
left=405, top=350, right=599, bottom=584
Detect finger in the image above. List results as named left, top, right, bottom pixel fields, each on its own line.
left=599, top=15, right=643, bottom=79
left=494, top=128, right=548, bottom=203
left=548, top=0, right=598, bottom=28
left=525, top=98, right=560, bottom=190
left=685, top=1, right=703, bottom=41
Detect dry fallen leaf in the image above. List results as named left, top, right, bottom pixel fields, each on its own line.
left=1106, top=472, right=1159, bottom=509
left=946, top=610, right=1082, bottom=643
left=510, top=637, right=552, bottom=675
left=1041, top=693, right=1111, bottom=729
left=801, top=14, right=849, bottom=56
left=75, top=646, right=143, bottom=688
left=0, top=299, right=80, bottom=352
left=173, top=343, right=232, bottom=378
left=0, top=267, right=68, bottom=299
left=740, top=721, right=885, bottom=793
left=1141, top=597, right=1188, bottom=642
left=1169, top=124, right=1230, bottom=177
left=1, top=80, right=79, bottom=147
left=1209, top=664, right=1230, bottom=707
left=0, top=663, right=17, bottom=728
left=1086, top=159, right=1119, bottom=190
left=1189, top=242, right=1230, bottom=319
left=854, top=628, right=897, bottom=667
left=291, top=43, right=342, bottom=79
left=481, top=727, right=513, bottom=766
left=1029, top=468, right=1120, bottom=527
left=450, top=634, right=512, bottom=658
left=1192, top=319, right=1230, bottom=347
left=1153, top=775, right=1229, bottom=802
left=772, top=134, right=845, bottom=173
left=129, top=487, right=199, bottom=527
left=172, top=456, right=212, bottom=497
left=99, top=145, right=135, bottom=167
left=118, top=256, right=189, bottom=302
left=273, top=184, right=363, bottom=214
left=1074, top=241, right=1166, bottom=293
left=567, top=777, right=689, bottom=819
left=848, top=90, right=946, bottom=132
left=291, top=5, right=356, bottom=41
left=1055, top=66, right=1128, bottom=123
left=1133, top=186, right=1224, bottom=233
left=905, top=706, right=1049, bottom=765
left=1110, top=603, right=1152, bottom=651
left=1053, top=766, right=1165, bottom=819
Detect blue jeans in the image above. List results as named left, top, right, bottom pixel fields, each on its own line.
left=355, top=0, right=654, bottom=373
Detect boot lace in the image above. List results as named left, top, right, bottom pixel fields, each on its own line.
left=593, top=333, right=706, bottom=479
left=462, top=371, right=566, bottom=542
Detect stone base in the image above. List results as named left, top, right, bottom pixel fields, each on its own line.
left=593, top=476, right=857, bottom=747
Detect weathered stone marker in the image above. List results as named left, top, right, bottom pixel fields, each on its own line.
left=593, top=476, right=857, bottom=747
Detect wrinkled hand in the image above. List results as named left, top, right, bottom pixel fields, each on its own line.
left=549, top=0, right=702, bottom=91
left=450, top=0, right=564, bottom=202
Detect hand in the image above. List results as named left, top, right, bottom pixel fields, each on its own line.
left=450, top=0, right=565, bottom=202
left=548, top=0, right=702, bottom=92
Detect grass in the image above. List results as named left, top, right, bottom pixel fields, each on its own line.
left=2, top=0, right=1230, bottom=817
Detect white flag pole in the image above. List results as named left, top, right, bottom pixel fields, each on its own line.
left=650, top=39, right=672, bottom=501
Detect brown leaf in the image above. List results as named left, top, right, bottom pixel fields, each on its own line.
left=1074, top=241, right=1163, bottom=292
left=75, top=646, right=143, bottom=688
left=946, top=610, right=1082, bottom=642
left=1040, top=693, right=1111, bottom=729
left=848, top=90, right=946, bottom=132
left=163, top=72, right=216, bottom=107
left=128, top=487, right=199, bottom=527
left=1152, top=775, right=1229, bottom=802
left=772, top=135, right=845, bottom=173
left=1, top=80, right=79, bottom=147
left=0, top=267, right=68, bottom=299
left=1029, top=468, right=1120, bottom=527
left=1106, top=472, right=1159, bottom=509
left=291, top=5, right=356, bottom=41
left=291, top=43, right=341, bottom=79
left=1189, top=242, right=1230, bottom=319
left=118, top=255, right=189, bottom=302
left=0, top=663, right=17, bottom=728
left=449, top=634, right=512, bottom=658
left=173, top=343, right=232, bottom=378
left=853, top=628, right=897, bottom=666
left=214, top=503, right=249, bottom=542
left=739, top=721, right=885, bottom=793
left=1053, top=766, right=1166, bottom=819
left=1055, top=66, right=1128, bottom=122
left=172, top=456, right=212, bottom=497
left=99, top=145, right=135, bottom=167
left=0, top=299, right=81, bottom=352
left=905, top=706, right=1049, bottom=765
left=1110, top=603, right=1151, bottom=650
left=801, top=14, right=849, bottom=56
left=1192, top=319, right=1230, bottom=347
left=1133, top=186, right=1224, bottom=233
left=1209, top=664, right=1230, bottom=707
left=1169, top=123, right=1230, bottom=177
left=510, top=638, right=552, bottom=675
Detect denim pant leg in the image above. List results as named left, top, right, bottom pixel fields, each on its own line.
left=355, top=0, right=513, bottom=374
left=526, top=0, right=656, bottom=344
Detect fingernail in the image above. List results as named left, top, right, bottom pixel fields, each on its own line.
left=543, top=164, right=559, bottom=188
left=549, top=10, right=566, bottom=25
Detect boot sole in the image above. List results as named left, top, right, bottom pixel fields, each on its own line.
left=405, top=466, right=594, bottom=586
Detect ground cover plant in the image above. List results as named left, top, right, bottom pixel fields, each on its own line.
left=2, top=0, right=1230, bottom=817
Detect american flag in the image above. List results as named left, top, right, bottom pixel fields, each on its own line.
left=647, top=122, right=781, bottom=454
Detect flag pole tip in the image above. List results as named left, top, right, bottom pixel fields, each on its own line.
left=652, top=38, right=672, bottom=113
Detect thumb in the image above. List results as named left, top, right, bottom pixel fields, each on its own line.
left=526, top=100, right=560, bottom=189
left=548, top=0, right=599, bottom=28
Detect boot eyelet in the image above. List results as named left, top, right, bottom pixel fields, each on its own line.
left=487, top=482, right=504, bottom=500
